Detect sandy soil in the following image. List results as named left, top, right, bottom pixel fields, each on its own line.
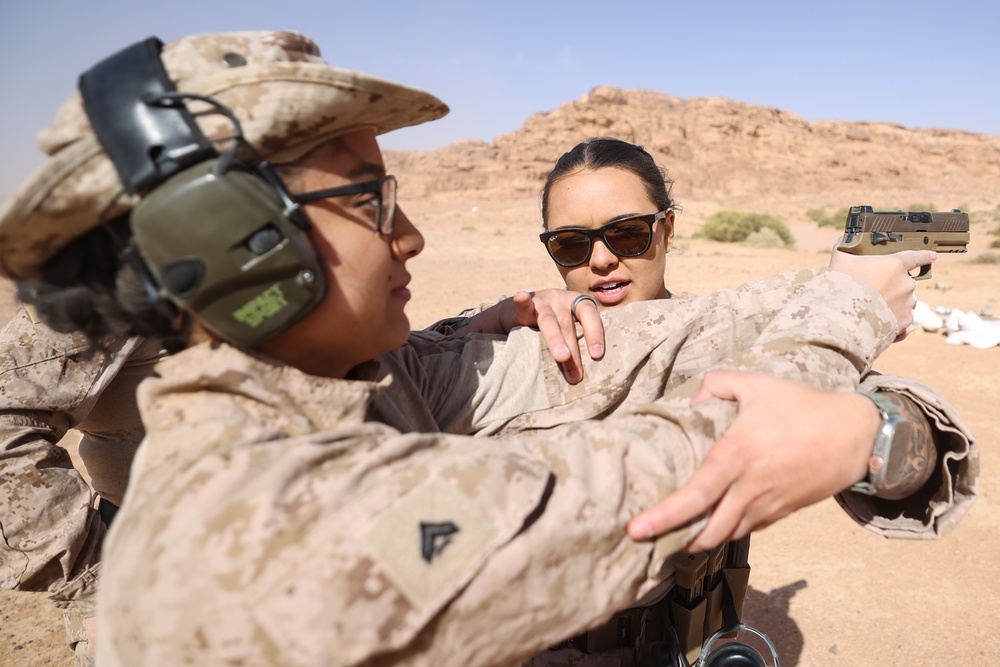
left=1, top=198, right=997, bottom=666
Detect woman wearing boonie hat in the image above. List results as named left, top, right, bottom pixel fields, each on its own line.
left=0, top=31, right=976, bottom=667
left=0, top=28, right=454, bottom=666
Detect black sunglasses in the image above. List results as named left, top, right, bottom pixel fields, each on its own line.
left=539, top=211, right=667, bottom=267
left=291, top=175, right=397, bottom=235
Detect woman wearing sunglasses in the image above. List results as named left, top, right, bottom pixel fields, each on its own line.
left=495, top=137, right=975, bottom=664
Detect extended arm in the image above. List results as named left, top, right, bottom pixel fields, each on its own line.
left=387, top=268, right=883, bottom=438
left=96, top=264, right=902, bottom=665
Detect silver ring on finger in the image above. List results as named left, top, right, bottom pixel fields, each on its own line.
left=571, top=294, right=598, bottom=321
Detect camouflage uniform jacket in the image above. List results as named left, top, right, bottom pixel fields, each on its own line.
left=95, top=269, right=976, bottom=666
left=0, top=308, right=167, bottom=594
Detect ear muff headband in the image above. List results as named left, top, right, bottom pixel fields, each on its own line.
left=78, top=36, right=327, bottom=346
left=79, top=37, right=216, bottom=195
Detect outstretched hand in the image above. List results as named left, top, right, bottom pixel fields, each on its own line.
left=828, top=245, right=937, bottom=342
left=626, top=371, right=878, bottom=551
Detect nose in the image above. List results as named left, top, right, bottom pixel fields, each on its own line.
left=589, top=238, right=618, bottom=271
left=390, top=206, right=424, bottom=259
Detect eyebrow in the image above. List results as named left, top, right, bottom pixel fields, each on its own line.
left=348, top=161, right=386, bottom=180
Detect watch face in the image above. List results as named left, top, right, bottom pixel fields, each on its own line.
left=852, top=392, right=914, bottom=497
left=875, top=413, right=916, bottom=498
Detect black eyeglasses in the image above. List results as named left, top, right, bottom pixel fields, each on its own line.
left=291, top=174, right=397, bottom=235
left=539, top=211, right=667, bottom=267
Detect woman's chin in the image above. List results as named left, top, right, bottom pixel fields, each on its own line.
left=385, top=315, right=412, bottom=351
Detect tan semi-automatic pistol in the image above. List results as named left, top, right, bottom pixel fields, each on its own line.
left=835, top=205, right=970, bottom=279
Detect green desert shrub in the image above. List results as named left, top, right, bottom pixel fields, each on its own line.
left=806, top=206, right=851, bottom=228
left=743, top=227, right=788, bottom=248
left=805, top=208, right=826, bottom=223
left=699, top=210, right=794, bottom=247
left=988, top=204, right=1000, bottom=247
left=970, top=252, right=1000, bottom=265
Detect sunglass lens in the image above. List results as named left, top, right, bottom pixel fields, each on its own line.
left=604, top=220, right=652, bottom=256
left=547, top=232, right=591, bottom=267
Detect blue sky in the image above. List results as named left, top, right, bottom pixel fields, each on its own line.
left=2, top=0, right=997, bottom=198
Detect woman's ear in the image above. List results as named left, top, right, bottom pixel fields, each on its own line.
left=662, top=211, right=676, bottom=253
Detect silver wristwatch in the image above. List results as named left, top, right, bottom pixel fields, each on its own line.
left=849, top=391, right=906, bottom=496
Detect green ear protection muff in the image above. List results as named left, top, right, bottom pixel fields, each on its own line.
left=130, top=160, right=325, bottom=344
left=78, top=36, right=326, bottom=346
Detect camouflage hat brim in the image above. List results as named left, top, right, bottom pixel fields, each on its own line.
left=0, top=31, right=449, bottom=280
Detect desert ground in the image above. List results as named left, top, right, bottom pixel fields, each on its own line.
left=0, top=192, right=997, bottom=666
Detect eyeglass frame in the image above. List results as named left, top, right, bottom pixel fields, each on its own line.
left=539, top=210, right=669, bottom=267
left=290, top=174, right=397, bottom=235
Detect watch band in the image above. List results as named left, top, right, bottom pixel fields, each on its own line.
left=849, top=391, right=902, bottom=496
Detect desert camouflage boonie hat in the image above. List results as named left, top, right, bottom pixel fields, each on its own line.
left=0, top=30, right=449, bottom=280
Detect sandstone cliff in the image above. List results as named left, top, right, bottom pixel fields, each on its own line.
left=386, top=86, right=1000, bottom=214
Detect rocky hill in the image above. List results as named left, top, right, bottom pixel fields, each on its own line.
left=386, top=86, right=1000, bottom=215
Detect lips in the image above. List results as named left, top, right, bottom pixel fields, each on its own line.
left=591, top=280, right=630, bottom=306
left=391, top=275, right=412, bottom=301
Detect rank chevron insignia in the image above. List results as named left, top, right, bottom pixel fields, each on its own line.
left=419, top=521, right=459, bottom=562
